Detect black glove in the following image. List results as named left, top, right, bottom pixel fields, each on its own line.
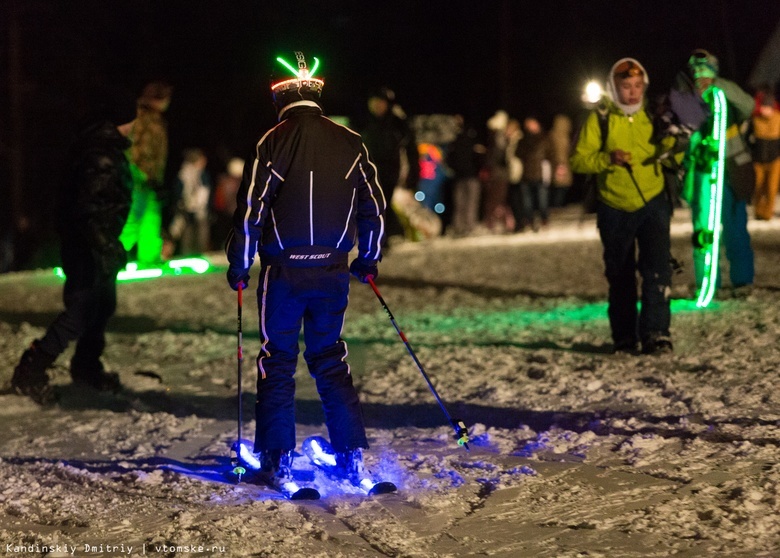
left=349, top=258, right=378, bottom=283
left=227, top=268, right=250, bottom=291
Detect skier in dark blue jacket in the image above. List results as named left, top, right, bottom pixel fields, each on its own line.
left=225, top=51, right=386, bottom=485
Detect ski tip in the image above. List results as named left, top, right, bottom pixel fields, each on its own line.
left=368, top=481, right=397, bottom=495
left=290, top=487, right=321, bottom=500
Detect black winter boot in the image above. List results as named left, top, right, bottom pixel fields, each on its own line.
left=70, top=359, right=122, bottom=392
left=11, top=341, right=56, bottom=405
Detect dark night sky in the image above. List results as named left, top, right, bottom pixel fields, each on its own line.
left=2, top=0, right=780, bottom=266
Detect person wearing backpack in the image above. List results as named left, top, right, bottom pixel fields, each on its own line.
left=571, top=58, right=677, bottom=355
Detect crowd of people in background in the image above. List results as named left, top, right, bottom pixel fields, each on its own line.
left=8, top=46, right=780, bottom=403
left=2, top=58, right=779, bottom=270
left=173, top=69, right=771, bottom=259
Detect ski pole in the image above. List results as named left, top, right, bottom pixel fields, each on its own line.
left=624, top=162, right=684, bottom=274
left=230, top=284, right=247, bottom=480
left=366, top=275, right=470, bottom=450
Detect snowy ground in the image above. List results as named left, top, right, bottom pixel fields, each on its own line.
left=1, top=206, right=779, bottom=558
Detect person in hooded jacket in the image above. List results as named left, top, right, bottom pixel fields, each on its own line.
left=11, top=85, right=136, bottom=403
left=225, top=52, right=386, bottom=486
left=571, top=58, right=676, bottom=355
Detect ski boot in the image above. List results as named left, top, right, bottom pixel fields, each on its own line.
left=335, top=447, right=365, bottom=484
left=257, top=449, right=295, bottom=484
left=11, top=340, right=57, bottom=405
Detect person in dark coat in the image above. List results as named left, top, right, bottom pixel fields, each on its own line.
left=225, top=52, right=386, bottom=485
left=446, top=114, right=483, bottom=236
left=515, top=116, right=553, bottom=231
left=11, top=85, right=137, bottom=404
left=360, top=87, right=418, bottom=242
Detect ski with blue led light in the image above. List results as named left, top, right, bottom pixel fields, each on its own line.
left=259, top=473, right=320, bottom=501
left=301, top=436, right=397, bottom=495
left=230, top=441, right=320, bottom=500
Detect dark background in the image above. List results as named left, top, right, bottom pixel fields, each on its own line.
left=2, top=0, right=780, bottom=269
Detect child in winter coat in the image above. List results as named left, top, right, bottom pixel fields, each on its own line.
left=571, top=58, right=676, bottom=355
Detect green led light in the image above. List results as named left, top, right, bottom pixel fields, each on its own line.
left=276, top=56, right=300, bottom=77
left=52, top=257, right=212, bottom=282
left=167, top=257, right=210, bottom=274
left=118, top=267, right=163, bottom=281
left=276, top=55, right=320, bottom=79
left=695, top=86, right=727, bottom=309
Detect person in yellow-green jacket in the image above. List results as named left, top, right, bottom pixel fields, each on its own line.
left=571, top=58, right=677, bottom=355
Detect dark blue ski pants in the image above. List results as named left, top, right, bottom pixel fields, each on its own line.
left=253, top=263, right=368, bottom=453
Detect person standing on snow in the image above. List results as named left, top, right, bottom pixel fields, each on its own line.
left=570, top=58, right=677, bottom=355
left=360, top=86, right=419, bottom=245
left=750, top=85, right=780, bottom=221
left=224, top=51, right=386, bottom=485
left=11, top=84, right=137, bottom=403
left=167, top=147, right=212, bottom=256
left=515, top=116, right=553, bottom=231
left=119, top=81, right=173, bottom=266
left=669, top=49, right=756, bottom=294
left=548, top=113, right=575, bottom=208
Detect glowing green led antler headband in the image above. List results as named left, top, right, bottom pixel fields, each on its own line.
left=275, top=55, right=320, bottom=80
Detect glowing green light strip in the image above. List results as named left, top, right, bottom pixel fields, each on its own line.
left=696, top=86, right=727, bottom=308
left=276, top=57, right=299, bottom=77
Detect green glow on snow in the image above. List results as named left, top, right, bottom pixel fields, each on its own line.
left=53, top=257, right=213, bottom=282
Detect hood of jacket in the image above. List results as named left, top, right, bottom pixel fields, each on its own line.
left=605, top=57, right=650, bottom=116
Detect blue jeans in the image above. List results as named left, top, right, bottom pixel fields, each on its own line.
left=253, top=264, right=368, bottom=453
left=596, top=194, right=672, bottom=346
